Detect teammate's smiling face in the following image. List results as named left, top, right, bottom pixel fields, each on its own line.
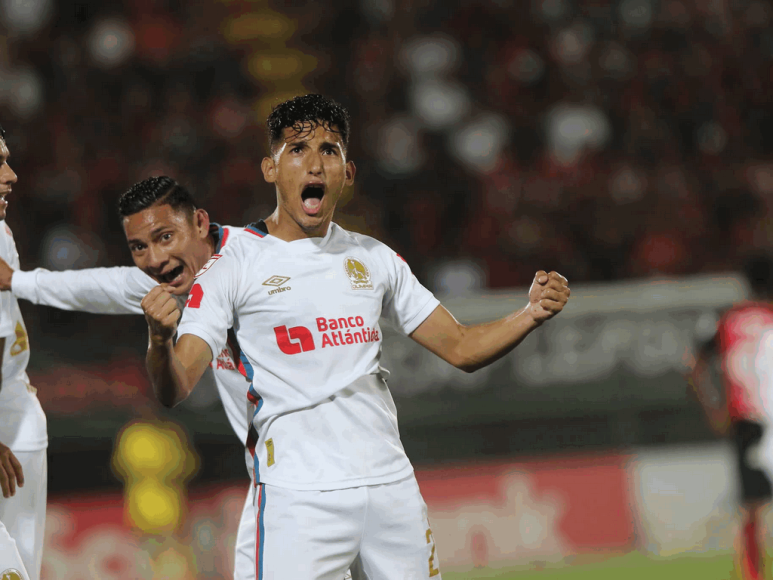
left=123, top=204, right=213, bottom=296
left=261, top=122, right=355, bottom=241
left=0, top=139, right=18, bottom=221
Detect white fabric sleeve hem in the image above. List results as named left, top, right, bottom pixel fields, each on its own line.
left=399, top=296, right=441, bottom=336
left=10, top=270, right=39, bottom=304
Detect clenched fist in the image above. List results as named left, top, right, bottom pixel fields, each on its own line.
left=528, top=271, right=570, bottom=323
left=142, top=285, right=181, bottom=345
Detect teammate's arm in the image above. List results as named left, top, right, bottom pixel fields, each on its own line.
left=0, top=255, right=153, bottom=315
left=410, top=271, right=570, bottom=373
left=142, top=286, right=213, bottom=407
left=0, top=337, right=25, bottom=498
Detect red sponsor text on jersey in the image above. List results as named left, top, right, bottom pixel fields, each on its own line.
left=272, top=316, right=381, bottom=355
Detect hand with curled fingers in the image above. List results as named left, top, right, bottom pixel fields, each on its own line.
left=141, top=285, right=181, bottom=345
left=527, top=270, right=571, bottom=324
left=0, top=440, right=23, bottom=499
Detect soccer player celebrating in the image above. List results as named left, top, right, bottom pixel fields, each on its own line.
left=142, top=94, right=571, bottom=578
left=690, top=255, right=773, bottom=580
left=0, top=124, right=46, bottom=580
left=0, top=176, right=264, bottom=580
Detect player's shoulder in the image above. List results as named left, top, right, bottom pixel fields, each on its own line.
left=332, top=223, right=394, bottom=256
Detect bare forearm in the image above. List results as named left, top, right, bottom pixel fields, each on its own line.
left=456, top=305, right=541, bottom=372
left=146, top=339, right=193, bottom=407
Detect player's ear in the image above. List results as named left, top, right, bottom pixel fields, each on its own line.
left=193, top=208, right=210, bottom=238
left=345, top=160, right=356, bottom=187
left=262, top=156, right=277, bottom=183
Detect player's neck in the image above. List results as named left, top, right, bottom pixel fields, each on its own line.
left=264, top=208, right=331, bottom=242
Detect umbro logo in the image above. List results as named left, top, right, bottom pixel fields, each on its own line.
left=263, top=275, right=292, bottom=295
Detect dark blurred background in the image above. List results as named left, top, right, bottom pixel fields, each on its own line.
left=0, top=0, right=770, bottom=576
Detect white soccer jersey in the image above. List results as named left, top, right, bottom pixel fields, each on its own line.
left=177, top=221, right=441, bottom=491
left=10, top=225, right=250, bottom=464
left=0, top=221, right=46, bottom=452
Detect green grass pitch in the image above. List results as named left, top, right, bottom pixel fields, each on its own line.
left=441, top=551, right=738, bottom=580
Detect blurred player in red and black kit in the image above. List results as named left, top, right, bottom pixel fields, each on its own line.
left=690, top=255, right=773, bottom=580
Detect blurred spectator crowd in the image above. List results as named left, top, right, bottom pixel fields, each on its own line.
left=1, top=0, right=772, bottom=297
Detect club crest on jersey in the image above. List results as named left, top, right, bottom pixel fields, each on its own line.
left=195, top=254, right=222, bottom=278
left=1, top=570, right=24, bottom=580
left=344, top=257, right=373, bottom=290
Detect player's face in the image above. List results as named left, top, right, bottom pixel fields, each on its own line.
left=261, top=122, right=355, bottom=240
left=123, top=204, right=213, bottom=296
left=0, top=139, right=18, bottom=221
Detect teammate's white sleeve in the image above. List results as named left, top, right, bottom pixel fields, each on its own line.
left=11, top=267, right=156, bottom=315
left=176, top=255, right=236, bottom=362
left=379, top=248, right=440, bottom=336
left=0, top=288, right=12, bottom=338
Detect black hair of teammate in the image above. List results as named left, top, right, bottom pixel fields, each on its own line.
left=267, top=94, right=350, bottom=153
left=743, top=254, right=773, bottom=299
left=118, top=176, right=196, bottom=221
left=0, top=122, right=6, bottom=141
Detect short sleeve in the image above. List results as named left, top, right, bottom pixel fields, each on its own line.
left=176, top=253, right=236, bottom=361
left=380, top=249, right=440, bottom=336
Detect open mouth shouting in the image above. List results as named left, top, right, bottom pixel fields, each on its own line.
left=159, top=264, right=185, bottom=286
left=301, top=183, right=325, bottom=216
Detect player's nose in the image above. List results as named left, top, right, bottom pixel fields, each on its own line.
left=0, top=162, right=17, bottom=186
left=147, top=246, right=169, bottom=271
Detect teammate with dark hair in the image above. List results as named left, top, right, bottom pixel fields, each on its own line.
left=690, top=254, right=773, bottom=580
left=0, top=173, right=354, bottom=579
left=142, top=94, right=570, bottom=579
left=0, top=124, right=46, bottom=580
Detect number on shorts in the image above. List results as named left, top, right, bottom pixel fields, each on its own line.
left=426, top=528, right=440, bottom=577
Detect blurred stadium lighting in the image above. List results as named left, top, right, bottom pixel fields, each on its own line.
left=553, top=22, right=594, bottom=65
left=0, top=65, right=44, bottom=119
left=41, top=226, right=102, bottom=271
left=88, top=18, right=135, bottom=68
left=508, top=49, right=545, bottom=85
left=376, top=115, right=425, bottom=175
left=0, top=0, right=52, bottom=36
left=449, top=113, right=510, bottom=173
left=431, top=260, right=486, bottom=297
left=410, top=78, right=471, bottom=131
left=546, top=103, right=611, bottom=165
left=210, top=96, right=250, bottom=139
left=400, top=35, right=461, bottom=78
left=619, top=0, right=653, bottom=29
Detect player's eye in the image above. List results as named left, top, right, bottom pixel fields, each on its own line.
left=162, top=233, right=173, bottom=241
left=130, top=244, right=145, bottom=252
left=291, top=146, right=303, bottom=153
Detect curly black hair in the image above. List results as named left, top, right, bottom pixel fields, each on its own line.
left=118, top=176, right=196, bottom=220
left=267, top=94, right=350, bottom=153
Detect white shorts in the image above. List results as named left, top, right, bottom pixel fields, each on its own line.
left=235, top=485, right=353, bottom=580
left=253, top=474, right=441, bottom=579
left=0, top=520, right=30, bottom=580
left=0, top=449, right=46, bottom=580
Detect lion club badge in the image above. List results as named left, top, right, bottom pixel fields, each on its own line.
left=1, top=570, right=24, bottom=580
left=344, top=257, right=373, bottom=290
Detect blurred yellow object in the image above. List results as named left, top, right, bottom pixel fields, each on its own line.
left=112, top=420, right=199, bottom=535
left=222, top=11, right=296, bottom=43
left=126, top=479, right=181, bottom=532
left=247, top=50, right=317, bottom=82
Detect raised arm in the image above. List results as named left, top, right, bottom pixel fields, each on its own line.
left=0, top=255, right=154, bottom=315
left=142, top=286, right=213, bottom=407
left=410, top=271, right=570, bottom=373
